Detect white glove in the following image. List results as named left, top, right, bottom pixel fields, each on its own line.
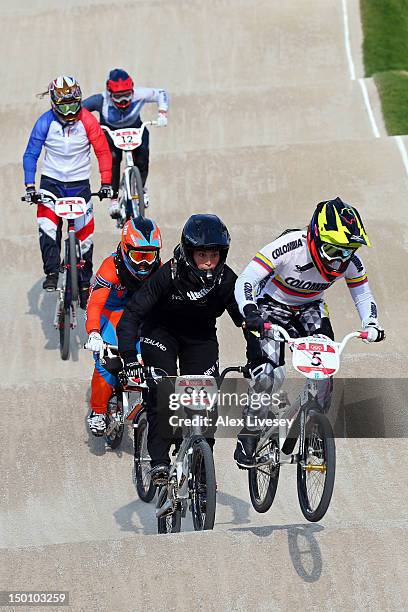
left=109, top=199, right=122, bottom=219
left=156, top=113, right=168, bottom=127
left=362, top=322, right=385, bottom=343
left=86, top=332, right=104, bottom=355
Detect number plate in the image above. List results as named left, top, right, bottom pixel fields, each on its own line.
left=292, top=337, right=340, bottom=379
left=54, top=198, right=87, bottom=219
left=110, top=128, right=142, bottom=150
left=174, top=375, right=218, bottom=411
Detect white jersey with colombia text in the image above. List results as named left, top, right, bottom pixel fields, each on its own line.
left=234, top=229, right=378, bottom=326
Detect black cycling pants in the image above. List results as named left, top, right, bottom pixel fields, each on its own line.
left=140, top=325, right=219, bottom=467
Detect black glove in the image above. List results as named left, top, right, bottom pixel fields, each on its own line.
left=23, top=185, right=40, bottom=204
left=243, top=304, right=265, bottom=335
left=119, top=360, right=143, bottom=387
left=98, top=184, right=113, bottom=199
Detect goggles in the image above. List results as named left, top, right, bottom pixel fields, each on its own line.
left=127, top=248, right=157, bottom=264
left=55, top=101, right=81, bottom=116
left=320, top=243, right=356, bottom=262
left=111, top=90, right=133, bottom=104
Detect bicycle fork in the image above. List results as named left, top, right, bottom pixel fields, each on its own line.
left=156, top=445, right=191, bottom=519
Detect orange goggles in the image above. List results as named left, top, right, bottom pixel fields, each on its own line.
left=127, top=248, right=157, bottom=264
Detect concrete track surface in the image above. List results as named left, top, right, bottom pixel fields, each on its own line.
left=1, top=1, right=407, bottom=610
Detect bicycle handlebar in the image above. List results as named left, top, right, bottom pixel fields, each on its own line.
left=22, top=191, right=108, bottom=204
left=262, top=323, right=367, bottom=355
left=101, top=120, right=159, bottom=135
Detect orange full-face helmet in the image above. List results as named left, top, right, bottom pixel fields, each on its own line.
left=120, top=216, right=162, bottom=280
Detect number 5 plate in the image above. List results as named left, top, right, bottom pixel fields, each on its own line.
left=292, top=337, right=340, bottom=379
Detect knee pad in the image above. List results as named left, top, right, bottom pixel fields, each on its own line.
left=249, top=362, right=286, bottom=395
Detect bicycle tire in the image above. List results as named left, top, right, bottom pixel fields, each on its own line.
left=104, top=393, right=124, bottom=449
left=248, top=439, right=280, bottom=513
left=129, top=166, right=145, bottom=218
left=68, top=230, right=78, bottom=303
left=59, top=305, right=70, bottom=361
left=133, top=414, right=156, bottom=502
left=297, top=410, right=336, bottom=522
left=190, top=439, right=216, bottom=531
left=157, top=486, right=182, bottom=534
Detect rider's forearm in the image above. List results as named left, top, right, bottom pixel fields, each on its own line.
left=235, top=260, right=270, bottom=315
left=157, top=88, right=169, bottom=112
left=117, top=308, right=140, bottom=360
left=85, top=287, right=110, bottom=334
left=348, top=281, right=379, bottom=326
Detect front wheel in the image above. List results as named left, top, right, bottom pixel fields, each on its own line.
left=128, top=166, right=145, bottom=218
left=133, top=413, right=156, bottom=502
left=248, top=438, right=280, bottom=513
left=59, top=305, right=70, bottom=361
left=68, top=230, right=79, bottom=303
left=297, top=410, right=336, bottom=522
left=190, top=439, right=216, bottom=531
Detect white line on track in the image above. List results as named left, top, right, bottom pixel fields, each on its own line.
left=341, top=0, right=356, bottom=80
left=395, top=136, right=408, bottom=177
left=358, top=78, right=380, bottom=138
left=342, top=0, right=408, bottom=177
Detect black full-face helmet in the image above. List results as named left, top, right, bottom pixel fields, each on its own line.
left=177, top=214, right=231, bottom=289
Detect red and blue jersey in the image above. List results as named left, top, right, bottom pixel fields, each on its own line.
left=23, top=108, right=112, bottom=185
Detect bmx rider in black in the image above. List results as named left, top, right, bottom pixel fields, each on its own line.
left=117, top=214, right=243, bottom=485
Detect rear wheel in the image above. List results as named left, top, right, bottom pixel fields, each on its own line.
left=133, top=414, right=156, bottom=502
left=59, top=305, right=70, bottom=361
left=129, top=166, right=145, bottom=218
left=104, top=394, right=124, bottom=449
left=68, top=230, right=79, bottom=303
left=297, top=410, right=336, bottom=522
left=190, top=439, right=216, bottom=531
left=248, top=438, right=280, bottom=513
left=157, top=486, right=182, bottom=534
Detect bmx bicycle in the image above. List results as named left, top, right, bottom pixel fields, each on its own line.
left=244, top=323, right=370, bottom=522
left=153, top=366, right=248, bottom=534
left=23, top=191, right=105, bottom=360
left=102, top=121, right=161, bottom=226
left=84, top=342, right=157, bottom=502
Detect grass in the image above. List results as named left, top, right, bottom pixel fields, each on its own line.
left=375, top=70, right=408, bottom=134
left=360, top=0, right=408, bottom=135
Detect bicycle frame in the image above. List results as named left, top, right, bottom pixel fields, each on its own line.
left=99, top=344, right=146, bottom=425
left=31, top=194, right=86, bottom=334
left=102, top=122, right=158, bottom=222
left=249, top=325, right=368, bottom=469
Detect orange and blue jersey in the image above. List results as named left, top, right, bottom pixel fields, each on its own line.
left=86, top=253, right=128, bottom=343
left=87, top=252, right=142, bottom=410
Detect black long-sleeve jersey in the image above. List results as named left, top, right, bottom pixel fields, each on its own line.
left=117, top=260, right=243, bottom=360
